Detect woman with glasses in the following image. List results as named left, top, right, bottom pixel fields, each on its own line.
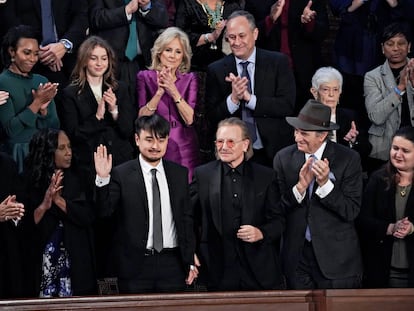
left=310, top=66, right=371, bottom=172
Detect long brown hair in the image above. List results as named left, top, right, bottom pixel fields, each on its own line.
left=70, top=36, right=118, bottom=94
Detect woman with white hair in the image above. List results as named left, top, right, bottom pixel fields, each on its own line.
left=310, top=66, right=372, bottom=171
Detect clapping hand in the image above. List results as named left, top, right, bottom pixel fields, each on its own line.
left=225, top=72, right=250, bottom=103
left=343, top=121, right=359, bottom=144
left=32, top=82, right=58, bottom=114
left=103, top=87, right=117, bottom=111
left=42, top=170, right=64, bottom=209
left=0, top=90, right=9, bottom=105
left=0, top=195, right=24, bottom=223
left=96, top=97, right=106, bottom=120
left=270, top=0, right=286, bottom=23
left=211, top=20, right=226, bottom=41
left=158, top=66, right=179, bottom=98
left=301, top=0, right=317, bottom=24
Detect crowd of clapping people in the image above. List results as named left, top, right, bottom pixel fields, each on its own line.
left=1, top=0, right=414, bottom=299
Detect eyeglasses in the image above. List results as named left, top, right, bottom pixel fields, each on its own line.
left=318, top=87, right=340, bottom=95
left=214, top=139, right=244, bottom=148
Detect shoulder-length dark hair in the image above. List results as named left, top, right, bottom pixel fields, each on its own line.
left=25, top=128, right=61, bottom=190
left=70, top=35, right=118, bottom=94
left=384, top=126, right=414, bottom=190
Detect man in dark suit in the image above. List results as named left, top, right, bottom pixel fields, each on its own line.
left=273, top=99, right=363, bottom=289
left=94, top=114, right=198, bottom=293
left=88, top=0, right=169, bottom=102
left=205, top=10, right=296, bottom=167
left=190, top=117, right=285, bottom=290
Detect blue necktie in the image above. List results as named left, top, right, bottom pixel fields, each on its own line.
left=305, top=155, right=316, bottom=241
left=151, top=169, right=163, bottom=252
left=40, top=0, right=56, bottom=45
left=125, top=0, right=139, bottom=60
left=240, top=61, right=257, bottom=142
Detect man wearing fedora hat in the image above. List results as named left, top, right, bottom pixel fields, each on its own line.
left=273, top=99, right=363, bottom=289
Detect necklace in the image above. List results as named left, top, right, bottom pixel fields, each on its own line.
left=398, top=184, right=411, bottom=197
left=199, top=1, right=224, bottom=29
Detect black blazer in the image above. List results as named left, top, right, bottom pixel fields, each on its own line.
left=96, top=159, right=195, bottom=280
left=60, top=81, right=135, bottom=172
left=205, top=48, right=296, bottom=159
left=88, top=0, right=169, bottom=66
left=0, top=153, right=26, bottom=298
left=357, top=168, right=414, bottom=287
left=273, top=141, right=363, bottom=284
left=23, top=167, right=96, bottom=296
left=190, top=160, right=285, bottom=289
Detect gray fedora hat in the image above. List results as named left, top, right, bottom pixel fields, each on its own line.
left=286, top=99, right=340, bottom=131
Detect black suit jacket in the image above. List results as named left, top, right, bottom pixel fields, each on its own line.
left=273, top=141, right=363, bottom=284
left=88, top=0, right=169, bottom=66
left=23, top=167, right=96, bottom=296
left=0, top=153, right=26, bottom=298
left=205, top=48, right=296, bottom=159
left=357, top=168, right=414, bottom=287
left=61, top=81, right=135, bottom=172
left=190, top=160, right=285, bottom=289
left=96, top=159, right=194, bottom=280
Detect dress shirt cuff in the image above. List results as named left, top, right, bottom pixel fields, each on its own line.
left=245, top=95, right=257, bottom=110
left=227, top=95, right=240, bottom=114
left=125, top=10, right=132, bottom=21
left=293, top=185, right=306, bottom=203
left=95, top=175, right=111, bottom=187
left=315, top=179, right=334, bottom=198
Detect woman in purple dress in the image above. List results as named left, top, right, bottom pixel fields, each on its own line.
left=137, top=27, right=200, bottom=181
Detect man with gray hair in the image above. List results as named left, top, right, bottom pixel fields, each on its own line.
left=205, top=10, right=296, bottom=167
left=273, top=99, right=363, bottom=289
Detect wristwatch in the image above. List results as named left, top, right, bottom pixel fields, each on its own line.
left=60, top=39, right=73, bottom=53
left=394, top=86, right=406, bottom=97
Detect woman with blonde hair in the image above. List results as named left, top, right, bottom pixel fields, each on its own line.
left=137, top=27, right=200, bottom=180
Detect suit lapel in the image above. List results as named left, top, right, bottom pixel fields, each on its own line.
left=254, top=49, right=266, bottom=95
left=223, top=55, right=237, bottom=78
left=321, top=141, right=336, bottom=168
left=163, top=161, right=179, bottom=221
left=209, top=161, right=223, bottom=235
left=134, top=160, right=149, bottom=220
